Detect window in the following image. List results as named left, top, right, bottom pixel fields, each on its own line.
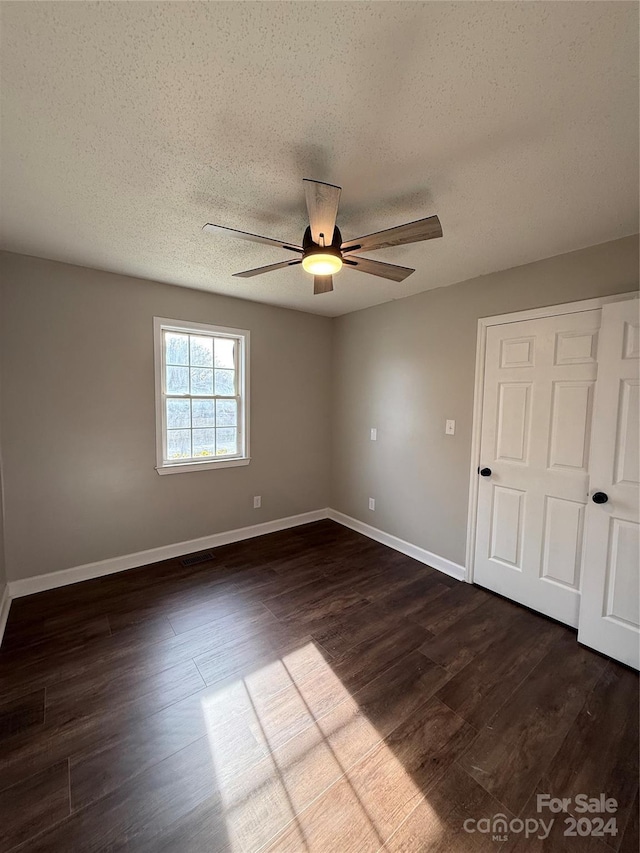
left=154, top=318, right=249, bottom=474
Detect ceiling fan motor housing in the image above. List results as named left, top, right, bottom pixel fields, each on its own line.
left=302, top=225, right=342, bottom=259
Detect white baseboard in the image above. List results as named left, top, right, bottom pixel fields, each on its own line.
left=5, top=506, right=465, bottom=608
left=8, top=508, right=330, bottom=599
left=0, top=584, right=11, bottom=646
left=327, top=509, right=466, bottom=582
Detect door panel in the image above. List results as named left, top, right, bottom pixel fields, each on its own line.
left=500, top=336, right=535, bottom=368
left=622, top=319, right=639, bottom=359
left=490, top=486, right=525, bottom=567
left=496, top=383, right=532, bottom=462
left=578, top=298, right=639, bottom=669
left=614, top=379, right=639, bottom=485
left=605, top=518, right=640, bottom=627
left=548, top=381, right=594, bottom=471
left=540, top=496, right=585, bottom=589
left=475, top=310, right=601, bottom=627
left=554, top=329, right=599, bottom=364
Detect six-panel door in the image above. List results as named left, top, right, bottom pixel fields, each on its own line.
left=474, top=310, right=601, bottom=627
left=578, top=298, right=640, bottom=669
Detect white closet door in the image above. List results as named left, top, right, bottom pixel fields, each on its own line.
left=578, top=298, right=640, bottom=670
left=474, top=310, right=601, bottom=627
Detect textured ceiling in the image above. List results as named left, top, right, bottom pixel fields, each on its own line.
left=1, top=2, right=638, bottom=317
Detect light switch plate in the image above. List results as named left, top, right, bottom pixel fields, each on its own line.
left=446, top=419, right=456, bottom=435
left=370, top=428, right=377, bottom=441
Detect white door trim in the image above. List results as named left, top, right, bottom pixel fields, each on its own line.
left=465, top=292, right=637, bottom=583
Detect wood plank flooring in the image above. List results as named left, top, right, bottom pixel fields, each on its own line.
left=0, top=520, right=637, bottom=852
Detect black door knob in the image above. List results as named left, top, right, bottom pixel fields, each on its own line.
left=479, top=467, right=492, bottom=477
left=592, top=492, right=609, bottom=504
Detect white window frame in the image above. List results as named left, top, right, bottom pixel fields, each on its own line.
left=153, top=317, right=250, bottom=474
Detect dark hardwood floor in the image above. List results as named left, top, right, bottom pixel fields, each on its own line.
left=0, top=520, right=637, bottom=852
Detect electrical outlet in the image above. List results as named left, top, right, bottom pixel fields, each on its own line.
left=445, top=419, right=456, bottom=435
left=253, top=496, right=261, bottom=509
left=370, top=428, right=377, bottom=441
left=368, top=497, right=375, bottom=511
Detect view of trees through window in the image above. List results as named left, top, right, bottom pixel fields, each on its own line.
left=163, top=331, right=239, bottom=459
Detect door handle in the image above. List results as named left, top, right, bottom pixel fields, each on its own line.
left=478, top=467, right=492, bottom=477
left=592, top=491, right=609, bottom=504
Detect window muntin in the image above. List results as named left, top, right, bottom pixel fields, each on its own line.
left=154, top=319, right=249, bottom=472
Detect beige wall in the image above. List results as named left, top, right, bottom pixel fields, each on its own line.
left=1, top=236, right=638, bottom=585
left=331, top=235, right=639, bottom=567
left=0, top=252, right=332, bottom=582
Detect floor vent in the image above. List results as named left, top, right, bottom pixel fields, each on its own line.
left=180, top=552, right=215, bottom=567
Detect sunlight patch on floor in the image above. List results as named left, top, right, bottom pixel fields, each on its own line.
left=201, top=640, right=443, bottom=852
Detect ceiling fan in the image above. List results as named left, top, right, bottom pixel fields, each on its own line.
left=202, top=179, right=443, bottom=295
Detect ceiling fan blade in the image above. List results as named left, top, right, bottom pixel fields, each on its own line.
left=303, top=179, right=341, bottom=246
left=203, top=223, right=302, bottom=252
left=343, top=256, right=414, bottom=282
left=313, top=275, right=333, bottom=295
left=341, top=215, right=442, bottom=254
left=233, top=259, right=302, bottom=278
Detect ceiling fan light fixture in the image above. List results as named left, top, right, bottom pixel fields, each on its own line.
left=301, top=251, right=343, bottom=276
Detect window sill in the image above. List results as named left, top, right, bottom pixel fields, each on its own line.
left=156, top=457, right=250, bottom=475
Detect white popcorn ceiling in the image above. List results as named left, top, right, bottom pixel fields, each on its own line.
left=1, top=2, right=638, bottom=318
